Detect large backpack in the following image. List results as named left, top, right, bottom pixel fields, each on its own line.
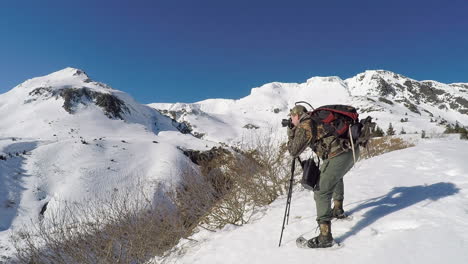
left=306, top=104, right=375, bottom=148
left=297, top=104, right=375, bottom=190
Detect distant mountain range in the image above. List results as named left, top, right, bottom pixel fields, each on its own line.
left=150, top=70, right=468, bottom=144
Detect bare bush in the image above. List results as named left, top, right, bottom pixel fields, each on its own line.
left=12, top=187, right=188, bottom=264
left=359, top=136, right=415, bottom=160
left=189, top=131, right=300, bottom=230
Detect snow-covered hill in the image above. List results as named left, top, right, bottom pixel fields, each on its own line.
left=150, top=70, right=468, bottom=145
left=0, top=68, right=217, bottom=260
left=1, top=68, right=467, bottom=262
left=156, top=135, right=468, bottom=264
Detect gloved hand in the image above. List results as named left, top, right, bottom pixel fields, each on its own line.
left=287, top=126, right=295, bottom=139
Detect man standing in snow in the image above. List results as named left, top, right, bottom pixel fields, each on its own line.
left=287, top=105, right=359, bottom=248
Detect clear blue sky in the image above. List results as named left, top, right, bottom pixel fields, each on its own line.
left=1, top=0, right=467, bottom=104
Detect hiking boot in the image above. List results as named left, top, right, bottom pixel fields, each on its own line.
left=332, top=200, right=347, bottom=219
left=307, top=222, right=333, bottom=248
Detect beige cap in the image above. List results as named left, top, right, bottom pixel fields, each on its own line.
left=289, top=105, right=307, bottom=116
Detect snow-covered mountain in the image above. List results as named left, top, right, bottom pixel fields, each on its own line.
left=0, top=68, right=217, bottom=259
left=150, top=70, right=468, bottom=145
left=1, top=68, right=467, bottom=262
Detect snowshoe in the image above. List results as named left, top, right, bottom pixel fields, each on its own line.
left=296, top=236, right=342, bottom=249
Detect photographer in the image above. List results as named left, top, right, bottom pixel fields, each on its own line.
left=286, top=105, right=360, bottom=248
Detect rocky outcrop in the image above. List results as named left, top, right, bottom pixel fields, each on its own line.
left=27, top=87, right=130, bottom=119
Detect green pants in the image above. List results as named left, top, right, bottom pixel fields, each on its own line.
left=314, top=147, right=360, bottom=223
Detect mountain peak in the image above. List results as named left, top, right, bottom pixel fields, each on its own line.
left=306, top=76, right=344, bottom=84
left=357, top=70, right=409, bottom=81
left=45, top=67, right=90, bottom=80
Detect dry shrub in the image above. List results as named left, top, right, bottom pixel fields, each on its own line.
left=166, top=165, right=221, bottom=232
left=12, top=187, right=189, bottom=264
left=199, top=152, right=262, bottom=229
left=359, top=136, right=415, bottom=160
left=184, top=133, right=300, bottom=230
left=166, top=151, right=251, bottom=231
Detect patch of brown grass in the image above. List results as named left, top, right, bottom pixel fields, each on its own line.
left=359, top=136, right=415, bottom=160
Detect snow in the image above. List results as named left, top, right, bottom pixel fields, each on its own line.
left=156, top=136, right=468, bottom=264
left=1, top=67, right=468, bottom=262
left=0, top=68, right=218, bottom=259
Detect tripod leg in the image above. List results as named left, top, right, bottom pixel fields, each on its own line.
left=278, top=159, right=296, bottom=247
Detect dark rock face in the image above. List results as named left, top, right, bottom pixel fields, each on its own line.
left=29, top=87, right=53, bottom=97
left=172, top=120, right=192, bottom=134
left=94, top=93, right=129, bottom=119
left=455, top=97, right=468, bottom=109
left=243, top=124, right=259, bottom=129
left=60, top=88, right=94, bottom=113
left=159, top=109, right=207, bottom=138
left=181, top=147, right=230, bottom=167
left=27, top=86, right=130, bottom=120
left=378, top=97, right=394, bottom=105
left=403, top=99, right=421, bottom=115
left=374, top=78, right=396, bottom=97
left=416, top=82, right=445, bottom=104
left=398, top=80, right=468, bottom=116
left=360, top=72, right=468, bottom=117
left=59, top=88, right=129, bottom=119
left=160, top=109, right=186, bottom=120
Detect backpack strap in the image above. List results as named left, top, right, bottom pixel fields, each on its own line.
left=310, top=118, right=318, bottom=148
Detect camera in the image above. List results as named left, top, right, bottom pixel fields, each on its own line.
left=281, top=118, right=292, bottom=128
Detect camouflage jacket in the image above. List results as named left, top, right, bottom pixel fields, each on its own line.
left=287, top=113, right=349, bottom=159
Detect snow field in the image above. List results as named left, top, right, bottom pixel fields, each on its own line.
left=157, top=137, right=468, bottom=264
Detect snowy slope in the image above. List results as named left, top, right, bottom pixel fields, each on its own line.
left=1, top=68, right=467, bottom=262
left=0, top=68, right=218, bottom=260
left=156, top=135, right=468, bottom=264
left=150, top=70, right=468, bottom=146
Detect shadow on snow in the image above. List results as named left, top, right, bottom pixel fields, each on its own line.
left=337, top=182, right=460, bottom=242
left=0, top=141, right=38, bottom=232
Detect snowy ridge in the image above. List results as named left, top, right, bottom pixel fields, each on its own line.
left=151, top=70, right=468, bottom=146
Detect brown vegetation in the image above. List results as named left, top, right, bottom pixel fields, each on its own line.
left=359, top=136, right=415, bottom=160
left=12, top=188, right=187, bottom=264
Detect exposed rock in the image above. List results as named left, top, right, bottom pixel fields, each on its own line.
left=439, top=104, right=448, bottom=110
left=378, top=97, right=394, bottom=105
left=26, top=86, right=130, bottom=120
left=39, top=201, right=49, bottom=218
left=95, top=93, right=128, bottom=119
left=422, top=109, right=434, bottom=117
left=59, top=88, right=129, bottom=119
left=181, top=146, right=231, bottom=167
left=403, top=99, right=420, bottom=115
left=172, top=120, right=192, bottom=134
left=417, top=82, right=445, bottom=104
left=243, top=124, right=259, bottom=129
left=449, top=102, right=459, bottom=110
left=373, top=77, right=396, bottom=97
left=455, top=97, right=468, bottom=109
left=193, top=132, right=205, bottom=139
left=28, top=86, right=53, bottom=97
